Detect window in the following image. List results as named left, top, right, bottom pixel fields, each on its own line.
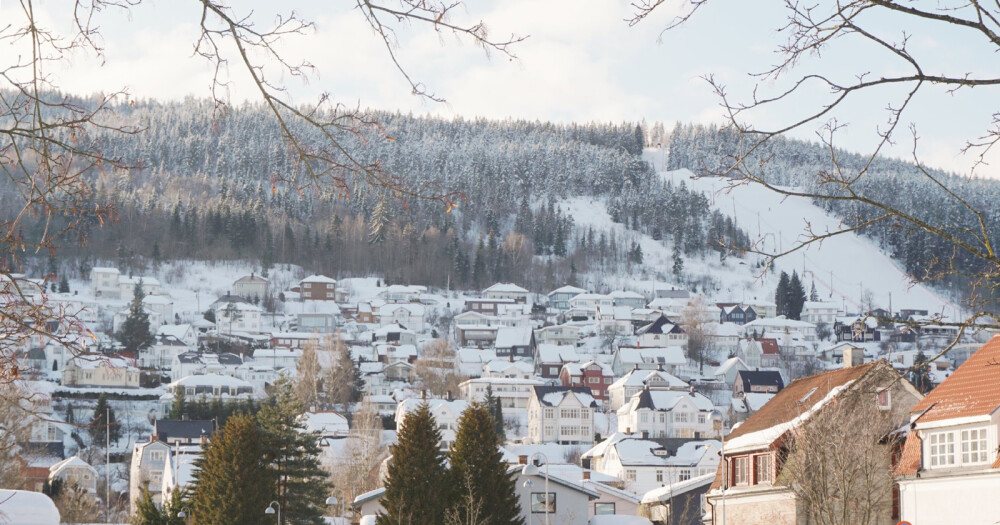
left=544, top=409, right=554, bottom=419
left=150, top=451, right=165, bottom=463
left=674, top=412, right=689, bottom=423
left=588, top=376, right=599, bottom=384
left=530, top=493, right=556, bottom=513
left=594, top=502, right=615, bottom=515
left=679, top=469, right=691, bottom=481
left=754, top=454, right=772, bottom=484
left=962, top=428, right=989, bottom=464
left=929, top=432, right=956, bottom=467
left=876, top=389, right=891, bottom=410
left=640, top=413, right=649, bottom=423
left=656, top=470, right=663, bottom=482
left=604, top=377, right=612, bottom=384
left=733, top=457, right=749, bottom=485
left=698, top=414, right=707, bottom=424
left=625, top=469, right=636, bottom=481
left=561, top=409, right=580, bottom=419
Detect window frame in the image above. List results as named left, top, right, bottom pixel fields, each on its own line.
left=754, top=454, right=772, bottom=484
left=732, top=456, right=749, bottom=486
left=530, top=492, right=556, bottom=514
left=928, top=431, right=957, bottom=467
left=594, top=502, right=615, bottom=515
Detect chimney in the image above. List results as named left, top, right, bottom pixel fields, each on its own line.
left=582, top=471, right=591, bottom=480
left=518, top=455, right=528, bottom=465
left=446, top=391, right=453, bottom=402
left=581, top=457, right=592, bottom=469
left=843, top=346, right=864, bottom=368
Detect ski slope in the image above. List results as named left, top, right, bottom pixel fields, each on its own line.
left=644, top=149, right=961, bottom=316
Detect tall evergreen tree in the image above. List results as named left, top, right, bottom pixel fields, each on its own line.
left=90, top=394, right=122, bottom=445
left=483, top=385, right=506, bottom=443
left=775, top=271, right=790, bottom=317
left=447, top=404, right=523, bottom=525
left=378, top=403, right=451, bottom=525
left=809, top=281, right=819, bottom=302
left=191, top=414, right=275, bottom=525
left=58, top=274, right=70, bottom=293
left=787, top=271, right=807, bottom=320
left=258, top=379, right=330, bottom=525
left=118, top=280, right=154, bottom=354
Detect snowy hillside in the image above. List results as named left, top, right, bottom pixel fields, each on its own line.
left=643, top=149, right=961, bottom=316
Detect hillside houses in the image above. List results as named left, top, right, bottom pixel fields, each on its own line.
left=527, top=386, right=599, bottom=445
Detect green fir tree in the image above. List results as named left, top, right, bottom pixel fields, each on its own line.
left=378, top=402, right=451, bottom=525
left=118, top=280, right=154, bottom=354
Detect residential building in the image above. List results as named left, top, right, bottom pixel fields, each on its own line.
left=548, top=285, right=588, bottom=310
left=90, top=267, right=121, bottom=299
left=377, top=303, right=426, bottom=332
left=49, top=456, right=98, bottom=494
left=609, top=290, right=646, bottom=309
left=559, top=360, right=615, bottom=402
left=484, top=282, right=530, bottom=302
left=718, top=304, right=757, bottom=324
left=482, top=359, right=535, bottom=379
left=139, top=334, right=191, bottom=370
left=459, top=377, right=544, bottom=412
left=895, top=336, right=1000, bottom=525
left=233, top=273, right=269, bottom=300
left=635, top=316, right=687, bottom=348
left=527, top=386, right=598, bottom=445
left=378, top=284, right=426, bottom=303
left=640, top=473, right=715, bottom=525
left=611, top=346, right=686, bottom=376
left=62, top=355, right=140, bottom=388
left=495, top=326, right=535, bottom=358
left=118, top=276, right=162, bottom=298
left=300, top=274, right=337, bottom=301
left=742, top=317, right=817, bottom=341
left=801, top=301, right=839, bottom=326
left=395, top=398, right=469, bottom=450
left=534, top=324, right=581, bottom=346
left=739, top=338, right=781, bottom=369
left=213, top=301, right=262, bottom=334
left=535, top=344, right=581, bottom=378
left=732, top=370, right=784, bottom=397
left=702, top=360, right=922, bottom=525
left=833, top=316, right=880, bottom=342
left=129, top=419, right=215, bottom=509
left=608, top=368, right=689, bottom=411
left=617, top=388, right=717, bottom=438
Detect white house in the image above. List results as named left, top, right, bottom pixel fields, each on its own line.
left=535, top=324, right=582, bottom=346
left=49, top=456, right=98, bottom=494
left=113, top=306, right=166, bottom=334
left=482, top=359, right=535, bottom=379
left=616, top=388, right=717, bottom=439
left=118, top=276, right=162, bottom=298
left=90, top=267, right=121, bottom=299
left=609, top=290, right=646, bottom=309
left=460, top=377, right=544, bottom=413
left=378, top=284, right=426, bottom=303
left=233, top=273, right=269, bottom=300
left=214, top=301, right=262, bottom=334
left=527, top=386, right=599, bottom=445
left=742, top=317, right=817, bottom=341
left=548, top=285, right=588, bottom=310
left=635, top=316, right=687, bottom=348
left=484, top=282, right=530, bottom=302
left=395, top=398, right=469, bottom=450
left=801, top=301, right=839, bottom=327
left=584, top=435, right=671, bottom=495
left=896, top=336, right=1000, bottom=525
left=377, top=303, right=426, bottom=333
left=62, top=355, right=140, bottom=388
left=608, top=368, right=689, bottom=411
left=611, top=346, right=686, bottom=376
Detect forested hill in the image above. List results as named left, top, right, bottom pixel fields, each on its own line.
left=664, top=123, right=1000, bottom=298
left=15, top=99, right=747, bottom=291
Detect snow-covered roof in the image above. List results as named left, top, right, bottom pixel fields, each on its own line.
left=485, top=282, right=529, bottom=294
left=373, top=324, right=415, bottom=336
left=301, top=274, right=337, bottom=284
left=535, top=386, right=598, bottom=408
left=49, top=455, right=95, bottom=476
left=548, top=285, right=588, bottom=296
left=616, top=346, right=686, bottom=367
left=640, top=472, right=715, bottom=503
left=627, top=389, right=715, bottom=413
left=301, top=411, right=349, bottom=435
left=664, top=440, right=721, bottom=466
left=170, top=374, right=254, bottom=389
left=0, top=490, right=60, bottom=525
left=120, top=275, right=161, bottom=286
left=713, top=356, right=747, bottom=377
left=731, top=392, right=775, bottom=413
left=612, top=439, right=668, bottom=466
left=483, top=359, right=534, bottom=374
left=536, top=344, right=580, bottom=363
left=561, top=360, right=612, bottom=376
left=582, top=432, right=631, bottom=459
left=67, top=355, right=136, bottom=370
left=609, top=369, right=688, bottom=390
left=742, top=317, right=816, bottom=330
left=378, top=303, right=425, bottom=316
left=397, top=398, right=469, bottom=422
left=91, top=267, right=119, bottom=274
left=609, top=290, right=645, bottom=299
left=495, top=326, right=533, bottom=348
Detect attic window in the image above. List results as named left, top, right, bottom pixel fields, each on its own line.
left=798, top=387, right=819, bottom=404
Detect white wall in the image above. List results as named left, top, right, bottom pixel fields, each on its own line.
left=899, top=473, right=1000, bottom=525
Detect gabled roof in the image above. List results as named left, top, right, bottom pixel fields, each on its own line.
left=723, top=361, right=882, bottom=454
left=300, top=274, right=337, bottom=284
left=532, top=386, right=598, bottom=408
left=548, top=285, right=588, bottom=296
left=495, top=326, right=533, bottom=348
left=629, top=389, right=714, bottom=413
left=757, top=338, right=780, bottom=355
left=909, top=335, right=1000, bottom=423
left=735, top=370, right=785, bottom=391
left=609, top=368, right=688, bottom=390
left=154, top=419, right=216, bottom=441
left=636, top=315, right=683, bottom=336
left=485, top=282, right=529, bottom=294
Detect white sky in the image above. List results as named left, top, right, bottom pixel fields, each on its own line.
left=4, top=0, right=999, bottom=175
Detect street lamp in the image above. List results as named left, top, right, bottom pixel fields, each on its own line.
left=264, top=500, right=280, bottom=525
left=177, top=506, right=190, bottom=524
left=522, top=480, right=533, bottom=525
left=521, top=452, right=551, bottom=525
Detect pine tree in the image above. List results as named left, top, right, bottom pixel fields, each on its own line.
left=379, top=402, right=451, bottom=525
left=168, top=387, right=186, bottom=420
left=58, top=274, right=69, bottom=293
left=447, top=403, right=523, bottom=525
left=191, top=414, right=275, bottom=525
left=118, top=281, right=154, bottom=354
left=909, top=351, right=933, bottom=393
left=483, top=385, right=505, bottom=443
left=203, top=308, right=216, bottom=323
left=809, top=281, right=819, bottom=302
left=258, top=379, right=330, bottom=525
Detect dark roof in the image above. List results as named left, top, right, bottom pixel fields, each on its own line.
left=735, top=370, right=785, bottom=391
left=216, top=353, right=243, bottom=365
left=531, top=386, right=599, bottom=407
left=155, top=334, right=188, bottom=347
left=175, top=352, right=201, bottom=363
left=153, top=419, right=216, bottom=441
left=636, top=315, right=683, bottom=336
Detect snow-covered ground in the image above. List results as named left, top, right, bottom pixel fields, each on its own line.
left=632, top=148, right=962, bottom=316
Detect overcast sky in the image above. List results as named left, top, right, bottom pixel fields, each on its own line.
left=5, top=0, right=998, bottom=174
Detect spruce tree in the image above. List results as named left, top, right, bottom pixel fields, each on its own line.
left=775, top=271, right=790, bottom=317
left=118, top=281, right=154, bottom=354
left=258, top=379, right=330, bottom=525
left=483, top=385, right=506, bottom=442
left=168, top=387, right=186, bottom=420
left=379, top=402, right=451, bottom=525
left=58, top=274, right=70, bottom=293
left=90, top=394, right=122, bottom=445
left=788, top=271, right=807, bottom=320
left=447, top=404, right=523, bottom=525
left=191, top=414, right=275, bottom=525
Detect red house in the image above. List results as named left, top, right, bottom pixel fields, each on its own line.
left=559, top=360, right=614, bottom=402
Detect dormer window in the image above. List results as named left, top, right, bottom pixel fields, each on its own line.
left=876, top=389, right=891, bottom=410
left=961, top=428, right=988, bottom=464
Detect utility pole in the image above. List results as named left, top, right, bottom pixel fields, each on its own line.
left=106, top=406, right=111, bottom=523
